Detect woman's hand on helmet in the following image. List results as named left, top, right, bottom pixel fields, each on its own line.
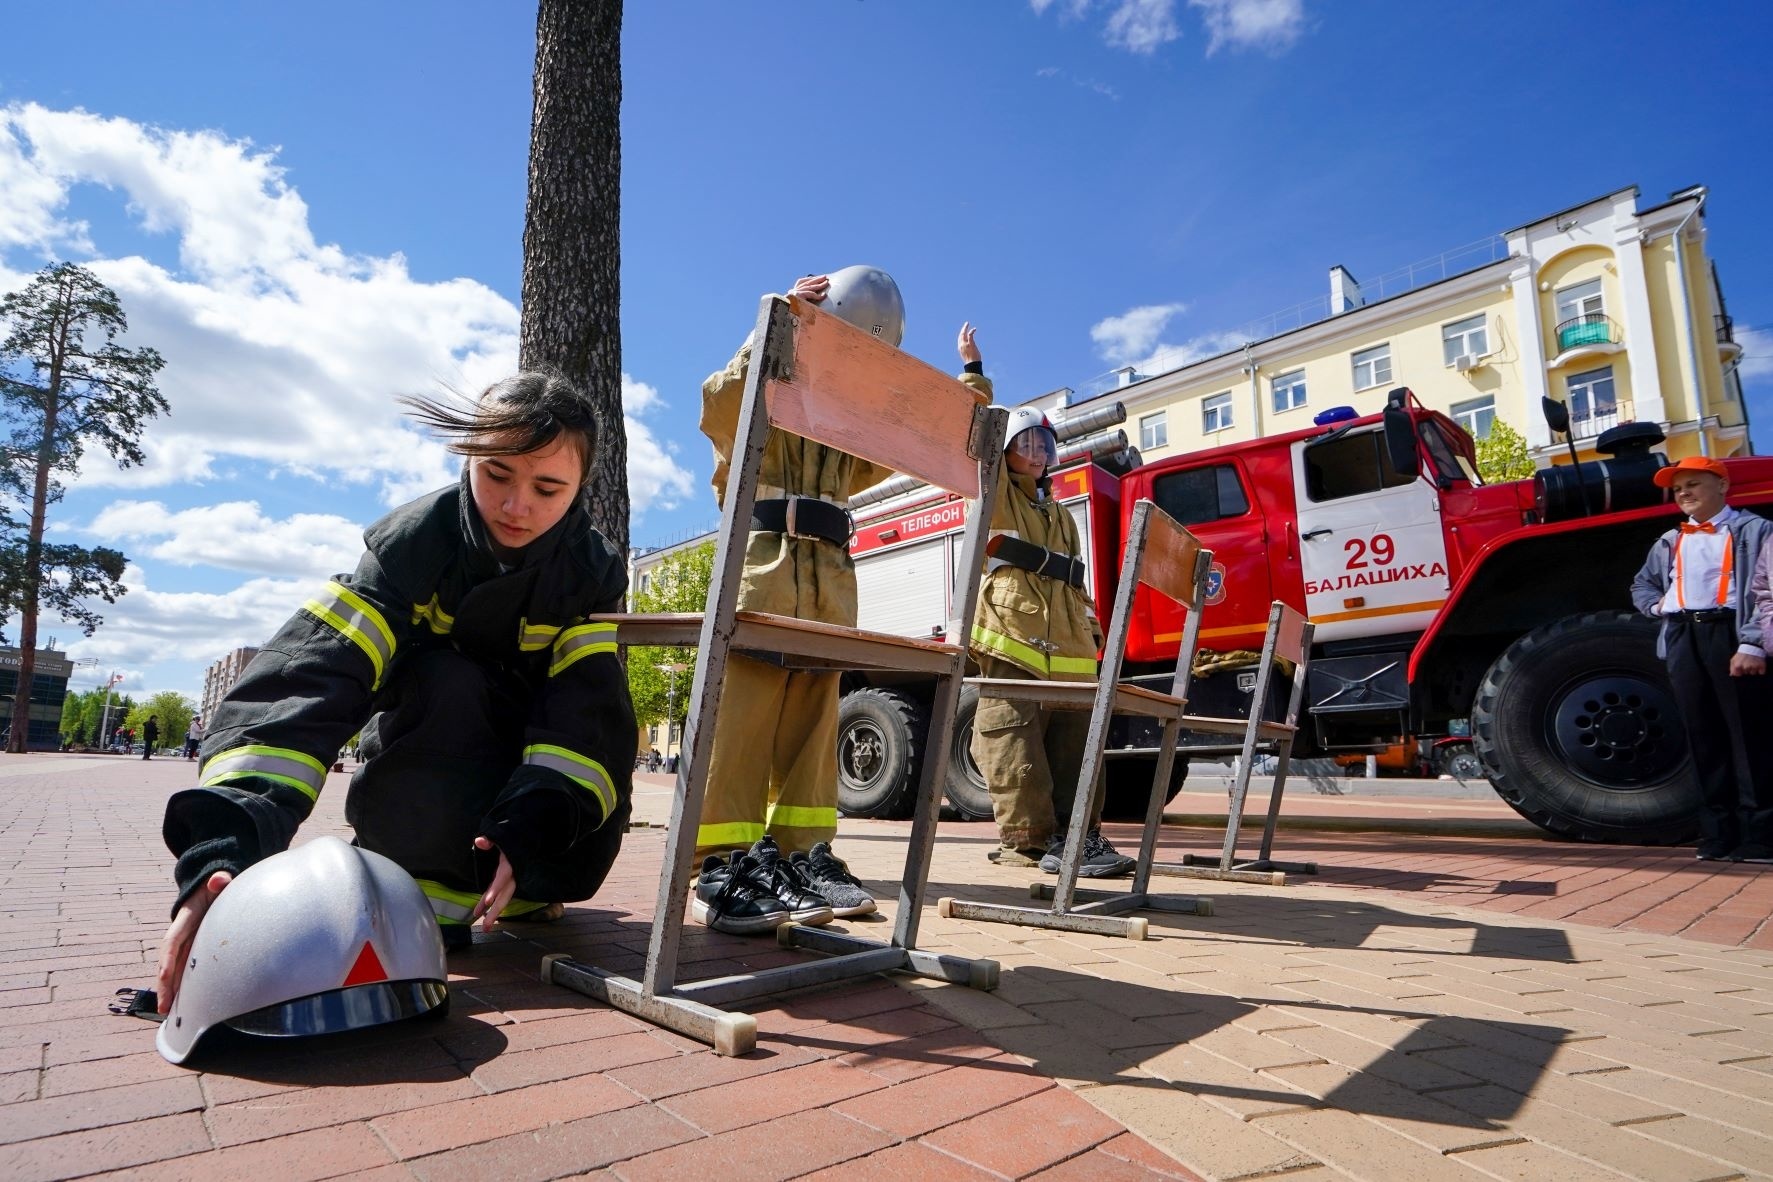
left=958, top=322, right=982, bottom=366
left=156, top=869, right=232, bottom=1014
left=470, top=836, right=516, bottom=933
left=788, top=274, right=830, bottom=303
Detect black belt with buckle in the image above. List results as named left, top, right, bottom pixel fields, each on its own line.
left=1669, top=608, right=1734, bottom=623
left=751, top=496, right=853, bottom=546
left=987, top=535, right=1086, bottom=589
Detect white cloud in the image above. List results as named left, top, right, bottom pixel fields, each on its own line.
left=1735, top=324, right=1773, bottom=382
left=1189, top=0, right=1305, bottom=55
left=1090, top=302, right=1190, bottom=364
left=0, top=103, right=694, bottom=515
left=1032, top=0, right=1306, bottom=56
left=1105, top=0, right=1184, bottom=54
left=86, top=500, right=363, bottom=580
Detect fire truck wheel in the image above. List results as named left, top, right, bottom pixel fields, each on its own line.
left=1472, top=610, right=1698, bottom=844
left=836, top=688, right=926, bottom=819
left=942, top=684, right=993, bottom=821
left=1100, top=755, right=1190, bottom=821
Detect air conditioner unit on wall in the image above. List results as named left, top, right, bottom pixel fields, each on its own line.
left=1454, top=353, right=1485, bottom=373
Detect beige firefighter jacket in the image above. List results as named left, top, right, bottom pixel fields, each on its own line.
left=969, top=466, right=1102, bottom=681
left=700, top=339, right=993, bottom=626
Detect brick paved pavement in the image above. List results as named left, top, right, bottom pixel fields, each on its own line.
left=1, top=756, right=1770, bottom=1181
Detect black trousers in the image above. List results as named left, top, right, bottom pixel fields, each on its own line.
left=1664, top=614, right=1773, bottom=848
left=345, top=648, right=627, bottom=907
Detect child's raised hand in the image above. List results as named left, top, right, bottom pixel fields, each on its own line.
left=789, top=274, right=830, bottom=303
left=958, top=322, right=981, bottom=365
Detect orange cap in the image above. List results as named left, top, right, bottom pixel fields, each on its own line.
left=1652, top=455, right=1728, bottom=488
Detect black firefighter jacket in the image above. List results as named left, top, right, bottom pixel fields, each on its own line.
left=162, top=471, right=638, bottom=912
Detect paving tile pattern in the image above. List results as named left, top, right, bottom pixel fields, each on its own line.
left=2, top=757, right=1772, bottom=1181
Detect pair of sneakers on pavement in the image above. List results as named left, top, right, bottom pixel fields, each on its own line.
left=691, top=836, right=877, bottom=935
left=989, top=827, right=1135, bottom=878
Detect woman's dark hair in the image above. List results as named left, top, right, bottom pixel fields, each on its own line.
left=400, top=371, right=599, bottom=482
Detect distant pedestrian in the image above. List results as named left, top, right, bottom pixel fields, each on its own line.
left=184, top=715, right=203, bottom=761
left=143, top=716, right=159, bottom=760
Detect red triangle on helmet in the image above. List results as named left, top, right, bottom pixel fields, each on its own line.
left=342, top=941, right=389, bottom=987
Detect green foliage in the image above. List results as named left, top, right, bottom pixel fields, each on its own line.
left=125, top=691, right=195, bottom=753
left=626, top=543, right=714, bottom=735
left=1473, top=418, right=1536, bottom=484
left=59, top=686, right=135, bottom=747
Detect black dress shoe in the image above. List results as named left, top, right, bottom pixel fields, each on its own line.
left=1728, top=842, right=1773, bottom=865
left=1695, top=841, right=1733, bottom=861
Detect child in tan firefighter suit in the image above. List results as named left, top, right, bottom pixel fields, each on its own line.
left=970, top=406, right=1136, bottom=878
left=692, top=267, right=992, bottom=933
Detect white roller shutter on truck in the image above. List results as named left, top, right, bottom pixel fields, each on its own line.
left=856, top=537, right=950, bottom=639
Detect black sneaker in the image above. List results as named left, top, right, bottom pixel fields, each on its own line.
left=1696, top=841, right=1733, bottom=862
left=1041, top=828, right=1135, bottom=878
left=1730, top=843, right=1773, bottom=865
left=690, top=853, right=792, bottom=934
left=746, top=837, right=835, bottom=925
left=794, top=843, right=878, bottom=917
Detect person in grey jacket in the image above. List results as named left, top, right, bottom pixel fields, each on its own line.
left=1630, top=456, right=1772, bottom=862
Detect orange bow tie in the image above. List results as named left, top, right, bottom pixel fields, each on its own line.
left=1680, top=521, right=1718, bottom=534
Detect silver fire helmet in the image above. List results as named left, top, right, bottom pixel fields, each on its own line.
left=157, top=836, right=448, bottom=1065
left=820, top=265, right=905, bottom=347
left=1004, top=405, right=1058, bottom=468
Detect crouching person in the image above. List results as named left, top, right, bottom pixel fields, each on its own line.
left=157, top=372, right=637, bottom=1014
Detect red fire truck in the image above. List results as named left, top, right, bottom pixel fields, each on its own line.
left=836, top=388, right=1773, bottom=845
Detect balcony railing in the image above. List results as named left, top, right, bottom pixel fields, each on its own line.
left=1717, top=312, right=1735, bottom=343
left=1569, top=408, right=1620, bottom=439
left=1556, top=313, right=1622, bottom=352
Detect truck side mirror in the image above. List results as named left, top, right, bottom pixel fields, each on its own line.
left=1382, top=402, right=1419, bottom=477
left=1541, top=395, right=1570, bottom=436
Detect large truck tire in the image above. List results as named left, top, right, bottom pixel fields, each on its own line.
left=1471, top=610, right=1698, bottom=844
left=942, top=684, right=993, bottom=821
left=836, top=688, right=925, bottom=819
left=1100, top=753, right=1190, bottom=821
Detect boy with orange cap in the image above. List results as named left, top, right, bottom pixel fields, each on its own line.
left=1630, top=456, right=1772, bottom=862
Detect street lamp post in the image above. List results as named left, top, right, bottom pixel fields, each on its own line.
left=97, top=672, right=122, bottom=752
left=656, top=662, right=687, bottom=760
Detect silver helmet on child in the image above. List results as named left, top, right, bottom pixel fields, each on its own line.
left=820, top=265, right=905, bottom=347
left=157, top=836, right=449, bottom=1065
left=1004, top=405, right=1059, bottom=468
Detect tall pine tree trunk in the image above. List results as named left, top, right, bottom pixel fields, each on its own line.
left=8, top=355, right=61, bottom=754
left=520, top=0, right=627, bottom=556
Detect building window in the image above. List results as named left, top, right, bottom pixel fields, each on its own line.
left=1555, top=278, right=1604, bottom=324
left=1566, top=365, right=1617, bottom=435
left=648, top=725, right=659, bottom=744
left=1351, top=343, right=1392, bottom=391
left=1139, top=411, right=1168, bottom=450
left=1270, top=369, right=1307, bottom=413
left=1442, top=315, right=1489, bottom=365
left=1151, top=464, right=1251, bottom=526
left=1450, top=395, right=1496, bottom=440
left=1201, top=392, right=1234, bottom=434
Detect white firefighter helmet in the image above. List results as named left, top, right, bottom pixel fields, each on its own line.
left=820, top=265, right=905, bottom=347
left=157, top=836, right=448, bottom=1065
left=1004, top=405, right=1058, bottom=469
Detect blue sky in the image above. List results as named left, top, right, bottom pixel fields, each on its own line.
left=2, top=0, right=1771, bottom=706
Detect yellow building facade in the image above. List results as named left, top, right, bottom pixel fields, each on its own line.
left=1040, top=185, right=1750, bottom=466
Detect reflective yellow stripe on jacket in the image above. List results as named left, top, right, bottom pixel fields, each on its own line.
left=968, top=624, right=1099, bottom=679
left=303, top=580, right=397, bottom=688
left=550, top=621, right=618, bottom=677
left=697, top=821, right=765, bottom=850
left=521, top=744, right=616, bottom=822
left=415, top=879, right=546, bottom=925
left=518, top=618, right=561, bottom=652
left=200, top=744, right=329, bottom=802
left=411, top=595, right=454, bottom=635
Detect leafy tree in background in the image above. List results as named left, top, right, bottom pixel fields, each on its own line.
left=626, top=543, right=713, bottom=745
left=521, top=0, right=627, bottom=553
left=0, top=263, right=166, bottom=752
left=58, top=687, right=136, bottom=748
left=125, top=691, right=195, bottom=754
left=1474, top=419, right=1536, bottom=484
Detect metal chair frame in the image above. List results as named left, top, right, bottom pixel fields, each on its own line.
left=1157, top=600, right=1317, bottom=886
left=545, top=293, right=1009, bottom=1055
left=937, top=500, right=1217, bottom=940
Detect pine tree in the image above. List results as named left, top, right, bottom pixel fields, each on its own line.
left=0, top=263, right=165, bottom=752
